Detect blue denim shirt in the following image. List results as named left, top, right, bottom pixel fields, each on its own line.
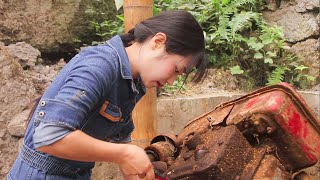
left=9, top=35, right=146, bottom=179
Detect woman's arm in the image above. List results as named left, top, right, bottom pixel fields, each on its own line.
left=37, top=130, right=155, bottom=180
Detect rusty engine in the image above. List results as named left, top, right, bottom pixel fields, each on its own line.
left=145, top=83, right=320, bottom=180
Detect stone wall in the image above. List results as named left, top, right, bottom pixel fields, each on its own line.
left=263, top=0, right=320, bottom=83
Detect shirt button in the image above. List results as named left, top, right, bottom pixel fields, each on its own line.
left=80, top=90, right=86, bottom=96
left=40, top=100, right=46, bottom=106
left=119, top=118, right=124, bottom=123
left=38, top=111, right=45, bottom=117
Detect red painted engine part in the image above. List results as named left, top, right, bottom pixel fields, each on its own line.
left=146, top=83, right=319, bottom=179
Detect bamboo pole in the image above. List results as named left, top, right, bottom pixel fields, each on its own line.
left=124, top=0, right=157, bottom=148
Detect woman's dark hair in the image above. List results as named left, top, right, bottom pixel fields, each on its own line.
left=120, top=10, right=208, bottom=83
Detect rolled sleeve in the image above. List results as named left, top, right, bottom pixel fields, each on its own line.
left=33, top=121, right=72, bottom=149
left=35, top=99, right=86, bottom=129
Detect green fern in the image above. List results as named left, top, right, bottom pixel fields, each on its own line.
left=214, top=0, right=259, bottom=42
left=295, top=74, right=316, bottom=82
left=216, top=13, right=231, bottom=41
left=267, top=66, right=289, bottom=85
left=229, top=11, right=260, bottom=38
left=153, top=0, right=315, bottom=89
left=234, top=0, right=256, bottom=7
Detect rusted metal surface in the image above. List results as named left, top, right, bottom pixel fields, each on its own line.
left=145, top=141, right=175, bottom=162
left=223, top=83, right=320, bottom=170
left=252, top=155, right=291, bottom=179
left=146, top=133, right=177, bottom=163
left=240, top=147, right=267, bottom=180
left=146, top=83, right=320, bottom=179
left=167, top=126, right=253, bottom=179
left=175, top=105, right=234, bottom=147
left=150, top=133, right=178, bottom=147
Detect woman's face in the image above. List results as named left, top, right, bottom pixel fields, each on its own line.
left=139, top=52, right=192, bottom=88
left=132, top=32, right=193, bottom=88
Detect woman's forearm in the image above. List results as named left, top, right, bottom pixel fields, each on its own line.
left=37, top=130, right=154, bottom=179
left=37, top=130, right=126, bottom=164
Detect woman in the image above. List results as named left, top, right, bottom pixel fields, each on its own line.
left=8, top=10, right=208, bottom=180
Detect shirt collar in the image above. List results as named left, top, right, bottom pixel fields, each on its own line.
left=106, top=35, right=146, bottom=94
left=106, top=35, right=132, bottom=80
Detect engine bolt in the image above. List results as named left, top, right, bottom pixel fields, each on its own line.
left=267, top=127, right=274, bottom=134
left=207, top=115, right=213, bottom=122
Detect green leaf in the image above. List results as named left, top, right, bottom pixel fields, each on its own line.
left=222, top=0, right=231, bottom=5
left=230, top=65, right=244, bottom=75
left=247, top=38, right=264, bottom=51
left=116, top=14, right=124, bottom=21
left=267, top=66, right=288, bottom=85
left=248, top=37, right=257, bottom=43
left=266, top=51, right=277, bottom=57
left=259, top=33, right=270, bottom=41
left=212, top=0, right=220, bottom=11
left=252, top=42, right=264, bottom=51
left=262, top=38, right=273, bottom=44
left=294, top=65, right=308, bottom=71
left=304, top=75, right=316, bottom=81
left=254, top=52, right=263, bottom=59
left=229, top=12, right=259, bottom=37
left=114, top=0, right=123, bottom=11
left=295, top=74, right=316, bottom=82
left=264, top=58, right=273, bottom=64
left=178, top=2, right=196, bottom=10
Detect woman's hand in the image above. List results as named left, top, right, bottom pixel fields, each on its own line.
left=118, top=144, right=155, bottom=180
left=37, top=130, right=155, bottom=179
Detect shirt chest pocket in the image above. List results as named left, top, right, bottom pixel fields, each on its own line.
left=82, top=100, right=123, bottom=141
left=99, top=101, right=122, bottom=122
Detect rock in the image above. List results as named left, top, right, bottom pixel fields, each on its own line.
left=0, top=41, right=63, bottom=179
left=289, top=38, right=320, bottom=82
left=7, top=108, right=31, bottom=138
left=6, top=42, right=41, bottom=69
left=263, top=5, right=319, bottom=42
left=0, top=44, right=37, bottom=123
left=0, top=0, right=116, bottom=54
left=0, top=133, right=20, bottom=178
left=0, top=43, right=37, bottom=179
left=0, top=129, right=6, bottom=138
left=295, top=0, right=320, bottom=13
left=25, top=58, right=65, bottom=94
